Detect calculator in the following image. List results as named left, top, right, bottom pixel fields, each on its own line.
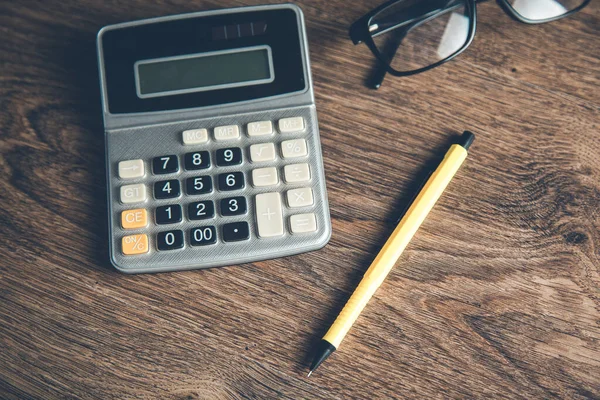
left=97, top=4, right=331, bottom=273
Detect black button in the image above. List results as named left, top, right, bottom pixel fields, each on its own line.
left=155, top=204, right=182, bottom=225
left=154, top=179, right=180, bottom=199
left=216, top=147, right=242, bottom=167
left=223, top=222, right=250, bottom=242
left=220, top=196, right=247, bottom=216
left=157, top=230, right=184, bottom=251
left=218, top=172, right=245, bottom=191
left=184, top=151, right=210, bottom=170
left=152, top=155, right=179, bottom=174
left=186, top=176, right=213, bottom=195
left=190, top=226, right=217, bottom=246
left=188, top=201, right=215, bottom=220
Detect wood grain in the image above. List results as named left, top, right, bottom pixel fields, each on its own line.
left=1, top=0, right=599, bottom=398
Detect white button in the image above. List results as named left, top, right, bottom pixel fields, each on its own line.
left=256, top=192, right=284, bottom=238
left=287, top=187, right=313, bottom=208
left=247, top=121, right=273, bottom=137
left=118, top=160, right=145, bottom=179
left=278, top=117, right=305, bottom=133
left=281, top=139, right=308, bottom=159
left=214, top=125, right=240, bottom=141
left=290, top=213, right=317, bottom=234
left=250, top=143, right=276, bottom=162
left=252, top=167, right=279, bottom=187
left=120, top=184, right=147, bottom=204
left=284, top=163, right=311, bottom=183
left=182, top=128, right=208, bottom=145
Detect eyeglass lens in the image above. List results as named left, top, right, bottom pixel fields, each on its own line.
left=507, top=0, right=586, bottom=21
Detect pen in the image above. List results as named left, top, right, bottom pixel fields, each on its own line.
left=308, top=131, right=475, bottom=377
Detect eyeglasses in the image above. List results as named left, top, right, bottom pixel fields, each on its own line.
left=349, top=0, right=591, bottom=89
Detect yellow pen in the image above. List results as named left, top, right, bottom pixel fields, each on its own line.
left=308, top=131, right=475, bottom=376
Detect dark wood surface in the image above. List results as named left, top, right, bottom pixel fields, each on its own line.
left=1, top=0, right=599, bottom=398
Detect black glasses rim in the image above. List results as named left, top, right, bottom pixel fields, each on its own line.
left=350, top=0, right=591, bottom=76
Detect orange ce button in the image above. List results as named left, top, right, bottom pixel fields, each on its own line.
left=121, top=208, right=148, bottom=229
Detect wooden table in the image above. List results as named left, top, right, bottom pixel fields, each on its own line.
left=1, top=1, right=599, bottom=398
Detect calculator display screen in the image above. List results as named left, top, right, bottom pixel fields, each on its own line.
left=100, top=7, right=306, bottom=114
left=135, top=46, right=274, bottom=98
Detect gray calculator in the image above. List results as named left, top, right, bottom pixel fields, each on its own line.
left=97, top=4, right=331, bottom=273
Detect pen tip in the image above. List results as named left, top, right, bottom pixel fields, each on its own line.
left=307, top=370, right=313, bottom=378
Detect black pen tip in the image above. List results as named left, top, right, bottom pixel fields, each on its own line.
left=457, top=131, right=475, bottom=151
left=308, top=340, right=336, bottom=377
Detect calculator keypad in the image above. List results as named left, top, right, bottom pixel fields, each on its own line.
left=113, top=114, right=327, bottom=263
left=153, top=155, right=179, bottom=174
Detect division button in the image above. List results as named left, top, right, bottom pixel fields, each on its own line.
left=278, top=117, right=305, bottom=133
left=118, top=159, right=145, bottom=179
left=214, top=125, right=240, bottom=141
left=223, top=221, right=250, bottom=242
left=152, top=155, right=179, bottom=175
left=122, top=234, right=149, bottom=255
left=155, top=204, right=182, bottom=225
left=287, top=187, right=314, bottom=208
left=120, top=183, right=147, bottom=204
left=247, top=121, right=273, bottom=137
left=284, top=163, right=311, bottom=183
left=121, top=208, right=148, bottom=229
left=249, top=143, right=276, bottom=162
left=281, top=139, right=308, bottom=159
left=290, top=213, right=317, bottom=234
left=255, top=192, right=283, bottom=238
left=157, top=230, right=184, bottom=251
left=252, top=167, right=279, bottom=187
left=182, top=128, right=208, bottom=145
left=190, top=226, right=217, bottom=246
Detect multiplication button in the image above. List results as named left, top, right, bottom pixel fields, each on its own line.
left=287, top=187, right=314, bottom=208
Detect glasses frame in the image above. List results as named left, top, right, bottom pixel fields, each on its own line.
left=349, top=0, right=592, bottom=79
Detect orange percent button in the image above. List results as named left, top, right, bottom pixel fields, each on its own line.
left=121, top=208, right=148, bottom=229
left=122, top=234, right=149, bottom=255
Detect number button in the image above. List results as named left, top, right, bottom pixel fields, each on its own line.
left=223, top=222, right=250, bottom=242
left=157, top=230, right=184, bottom=251
left=188, top=201, right=215, bottom=220
left=218, top=172, right=245, bottom=191
left=155, top=204, right=182, bottom=225
left=152, top=155, right=179, bottom=175
left=186, top=176, right=213, bottom=195
left=154, top=180, right=181, bottom=200
left=184, top=151, right=210, bottom=170
left=216, top=147, right=242, bottom=166
left=220, top=197, right=247, bottom=216
left=190, top=226, right=217, bottom=246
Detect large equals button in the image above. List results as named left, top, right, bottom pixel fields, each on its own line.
left=255, top=192, right=283, bottom=238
